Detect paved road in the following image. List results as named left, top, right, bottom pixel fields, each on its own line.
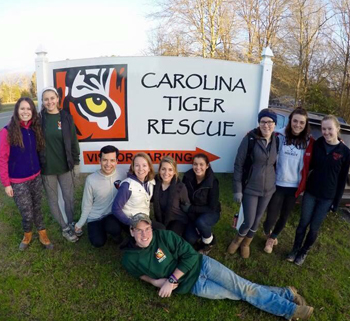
left=0, top=111, right=12, bottom=129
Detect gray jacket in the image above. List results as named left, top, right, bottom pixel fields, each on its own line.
left=233, top=128, right=278, bottom=197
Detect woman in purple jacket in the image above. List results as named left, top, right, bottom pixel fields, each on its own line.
left=0, top=98, right=53, bottom=250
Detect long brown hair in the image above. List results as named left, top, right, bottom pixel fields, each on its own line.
left=285, top=107, right=310, bottom=149
left=7, top=97, right=45, bottom=151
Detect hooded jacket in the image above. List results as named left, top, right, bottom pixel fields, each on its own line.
left=182, top=166, right=221, bottom=220
left=233, top=128, right=278, bottom=197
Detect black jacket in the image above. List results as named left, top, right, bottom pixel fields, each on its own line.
left=153, top=176, right=190, bottom=226
left=306, top=137, right=350, bottom=211
left=40, top=109, right=80, bottom=170
left=182, top=167, right=221, bottom=220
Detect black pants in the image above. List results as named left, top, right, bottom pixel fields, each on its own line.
left=167, top=220, right=187, bottom=237
left=87, top=214, right=122, bottom=248
left=263, top=186, right=298, bottom=238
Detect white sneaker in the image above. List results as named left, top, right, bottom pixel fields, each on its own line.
left=62, top=227, right=78, bottom=243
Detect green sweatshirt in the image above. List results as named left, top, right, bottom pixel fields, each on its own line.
left=122, top=230, right=202, bottom=294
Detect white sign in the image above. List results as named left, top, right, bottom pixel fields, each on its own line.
left=36, top=52, right=273, bottom=173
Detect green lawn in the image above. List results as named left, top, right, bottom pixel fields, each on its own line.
left=0, top=101, right=38, bottom=113
left=0, top=102, right=15, bottom=112
left=0, top=173, right=349, bottom=321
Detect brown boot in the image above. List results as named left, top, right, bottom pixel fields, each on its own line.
left=19, top=232, right=33, bottom=251
left=291, top=305, right=314, bottom=320
left=38, top=229, right=54, bottom=250
left=227, top=235, right=244, bottom=254
left=240, top=236, right=253, bottom=259
left=288, top=286, right=307, bottom=306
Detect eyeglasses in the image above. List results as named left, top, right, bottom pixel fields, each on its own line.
left=133, top=227, right=152, bottom=234
left=259, top=120, right=275, bottom=126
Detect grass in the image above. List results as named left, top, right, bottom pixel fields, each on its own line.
left=0, top=102, right=15, bottom=113
left=0, top=101, right=38, bottom=113
left=1, top=173, right=350, bottom=321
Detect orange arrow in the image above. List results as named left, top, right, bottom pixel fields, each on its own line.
left=83, top=147, right=220, bottom=165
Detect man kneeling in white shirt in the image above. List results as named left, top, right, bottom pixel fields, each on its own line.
left=75, top=145, right=122, bottom=247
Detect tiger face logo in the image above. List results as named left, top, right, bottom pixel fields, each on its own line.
left=54, top=64, right=128, bottom=142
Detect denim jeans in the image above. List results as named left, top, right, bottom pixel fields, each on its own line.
left=185, top=212, right=220, bottom=244
left=191, top=255, right=297, bottom=319
left=293, top=191, right=333, bottom=253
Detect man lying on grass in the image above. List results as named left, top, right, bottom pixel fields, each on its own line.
left=122, top=213, right=314, bottom=320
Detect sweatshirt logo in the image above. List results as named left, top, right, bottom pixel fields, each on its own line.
left=155, top=248, right=167, bottom=263
left=333, top=152, right=342, bottom=161
left=58, top=121, right=62, bottom=130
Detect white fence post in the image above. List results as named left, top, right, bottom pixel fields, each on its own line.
left=35, top=45, right=49, bottom=111
left=258, top=47, right=274, bottom=113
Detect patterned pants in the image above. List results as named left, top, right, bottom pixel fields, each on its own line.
left=12, top=175, right=45, bottom=233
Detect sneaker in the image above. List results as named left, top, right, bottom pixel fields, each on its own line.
left=198, top=235, right=216, bottom=255
left=290, top=305, right=314, bottom=320
left=294, top=252, right=308, bottom=266
left=69, top=222, right=83, bottom=237
left=286, top=248, right=299, bottom=262
left=264, top=238, right=276, bottom=254
left=288, top=286, right=307, bottom=306
left=62, top=227, right=79, bottom=243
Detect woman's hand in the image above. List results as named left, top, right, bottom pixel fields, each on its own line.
left=233, top=192, right=243, bottom=203
left=5, top=186, right=13, bottom=197
left=158, top=280, right=178, bottom=297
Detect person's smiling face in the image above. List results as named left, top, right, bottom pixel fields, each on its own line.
left=131, top=221, right=153, bottom=248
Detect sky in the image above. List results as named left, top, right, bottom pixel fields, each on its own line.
left=0, top=0, right=154, bottom=75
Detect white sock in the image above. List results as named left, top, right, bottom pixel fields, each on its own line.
left=202, top=235, right=213, bottom=244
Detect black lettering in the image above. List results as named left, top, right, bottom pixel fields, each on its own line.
left=173, top=74, right=186, bottom=88
left=219, top=76, right=232, bottom=91
left=186, top=74, right=202, bottom=89
left=126, top=153, right=133, bottom=162
left=174, top=153, right=183, bottom=162
left=183, top=96, right=197, bottom=111
left=232, top=78, right=246, bottom=93
left=117, top=153, right=124, bottom=162
left=141, top=72, right=156, bottom=88
left=184, top=153, right=192, bottom=162
left=87, top=153, right=96, bottom=163
left=203, top=75, right=216, bottom=90
left=191, top=120, right=205, bottom=135
left=177, top=119, right=190, bottom=135
left=214, top=98, right=225, bottom=113
left=154, top=153, right=162, bottom=162
left=199, top=97, right=212, bottom=112
left=162, top=119, right=176, bottom=134
left=207, top=121, right=221, bottom=136
left=148, top=119, right=160, bottom=134
left=158, top=73, right=173, bottom=88
left=164, top=96, right=181, bottom=111
left=223, top=122, right=236, bottom=136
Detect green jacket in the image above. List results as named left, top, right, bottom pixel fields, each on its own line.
left=122, top=230, right=202, bottom=294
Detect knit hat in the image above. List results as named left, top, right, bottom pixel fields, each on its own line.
left=258, top=108, right=277, bottom=124
left=130, top=213, right=152, bottom=228
left=41, top=86, right=59, bottom=98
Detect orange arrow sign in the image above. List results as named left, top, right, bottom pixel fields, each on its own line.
left=83, top=147, right=220, bottom=165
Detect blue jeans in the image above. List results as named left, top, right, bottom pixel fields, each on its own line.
left=185, top=212, right=220, bottom=244
left=191, top=256, right=297, bottom=320
left=293, top=192, right=332, bottom=253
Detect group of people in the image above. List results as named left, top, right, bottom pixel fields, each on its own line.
left=1, top=90, right=349, bottom=321
left=228, top=108, right=350, bottom=267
